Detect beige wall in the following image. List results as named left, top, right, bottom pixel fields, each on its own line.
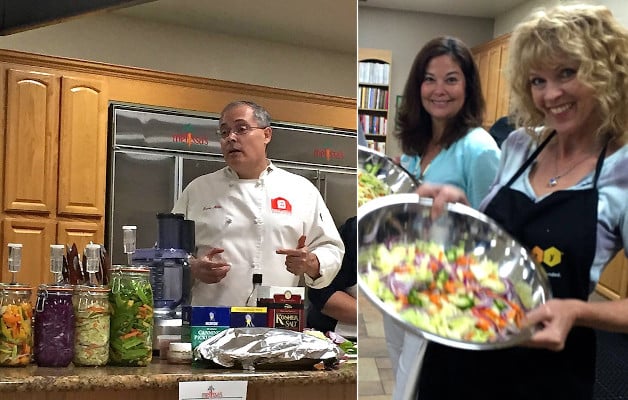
left=0, top=13, right=355, bottom=98
left=358, top=6, right=493, bottom=156
left=494, top=0, right=628, bottom=37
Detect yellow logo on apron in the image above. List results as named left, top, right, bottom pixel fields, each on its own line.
left=531, top=246, right=563, bottom=267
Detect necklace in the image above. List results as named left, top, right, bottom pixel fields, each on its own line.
left=548, top=152, right=593, bottom=187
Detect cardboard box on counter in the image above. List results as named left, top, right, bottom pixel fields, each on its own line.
left=256, top=286, right=305, bottom=332
left=181, top=306, right=230, bottom=349
left=182, top=305, right=230, bottom=327
left=230, top=306, right=268, bottom=328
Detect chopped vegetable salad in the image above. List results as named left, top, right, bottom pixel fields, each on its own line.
left=363, top=241, right=527, bottom=343
left=358, top=163, right=390, bottom=206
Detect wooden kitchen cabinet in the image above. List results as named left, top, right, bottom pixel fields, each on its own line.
left=3, top=69, right=60, bottom=214
left=2, top=217, right=57, bottom=285
left=596, top=251, right=628, bottom=300
left=57, top=220, right=102, bottom=256
left=57, top=76, right=108, bottom=217
left=0, top=64, right=107, bottom=286
left=472, top=34, right=511, bottom=130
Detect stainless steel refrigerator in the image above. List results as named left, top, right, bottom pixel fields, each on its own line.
left=106, top=104, right=357, bottom=264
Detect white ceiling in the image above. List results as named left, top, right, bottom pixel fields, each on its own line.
left=111, top=0, right=356, bottom=53
left=359, top=0, right=528, bottom=18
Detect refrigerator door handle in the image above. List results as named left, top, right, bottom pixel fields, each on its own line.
left=319, top=172, right=328, bottom=200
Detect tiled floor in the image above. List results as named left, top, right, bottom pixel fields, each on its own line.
left=358, top=289, right=394, bottom=399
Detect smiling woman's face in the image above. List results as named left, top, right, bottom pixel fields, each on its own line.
left=420, top=54, right=466, bottom=123
left=528, top=61, right=599, bottom=138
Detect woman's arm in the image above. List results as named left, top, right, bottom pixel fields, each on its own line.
left=525, top=297, right=628, bottom=351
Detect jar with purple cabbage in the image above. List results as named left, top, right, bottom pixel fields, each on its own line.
left=34, top=285, right=75, bottom=367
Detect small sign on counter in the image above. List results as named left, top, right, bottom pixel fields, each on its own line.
left=179, top=381, right=247, bottom=400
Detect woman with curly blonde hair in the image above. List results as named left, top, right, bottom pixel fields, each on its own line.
left=416, top=4, right=628, bottom=400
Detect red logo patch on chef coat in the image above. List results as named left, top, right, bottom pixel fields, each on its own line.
left=271, top=197, right=292, bottom=214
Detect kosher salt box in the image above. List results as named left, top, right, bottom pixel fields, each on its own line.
left=256, top=286, right=305, bottom=332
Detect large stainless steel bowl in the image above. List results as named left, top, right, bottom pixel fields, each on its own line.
left=358, top=193, right=552, bottom=350
left=358, top=146, right=419, bottom=206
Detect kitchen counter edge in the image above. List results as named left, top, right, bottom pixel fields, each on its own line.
left=0, top=360, right=356, bottom=392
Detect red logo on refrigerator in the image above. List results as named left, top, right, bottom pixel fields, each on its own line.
left=271, top=197, right=292, bottom=214
left=172, top=132, right=210, bottom=147
left=313, top=147, right=344, bottom=160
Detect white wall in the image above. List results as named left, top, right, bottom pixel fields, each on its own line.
left=0, top=13, right=355, bottom=98
left=494, top=0, right=628, bottom=38
left=358, top=6, right=493, bottom=156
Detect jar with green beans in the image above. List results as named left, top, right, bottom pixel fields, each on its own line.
left=108, top=266, right=153, bottom=366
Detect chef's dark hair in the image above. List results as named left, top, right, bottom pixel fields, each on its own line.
left=396, top=36, right=485, bottom=156
left=221, top=100, right=272, bottom=128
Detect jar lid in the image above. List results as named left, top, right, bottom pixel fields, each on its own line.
left=169, top=342, right=192, bottom=352
left=111, top=265, right=150, bottom=273
left=74, top=284, right=110, bottom=293
left=1, top=283, right=33, bottom=292
left=38, top=284, right=74, bottom=292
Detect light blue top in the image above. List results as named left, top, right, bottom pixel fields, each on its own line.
left=479, top=128, right=628, bottom=287
left=400, top=127, right=501, bottom=209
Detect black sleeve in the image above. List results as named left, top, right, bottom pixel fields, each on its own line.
left=306, top=217, right=357, bottom=331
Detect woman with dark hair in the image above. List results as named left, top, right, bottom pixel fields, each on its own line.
left=397, top=36, right=500, bottom=208
left=386, top=36, right=501, bottom=400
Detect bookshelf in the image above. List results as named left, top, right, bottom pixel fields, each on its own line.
left=358, top=48, right=391, bottom=153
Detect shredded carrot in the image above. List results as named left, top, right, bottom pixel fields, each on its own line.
left=476, top=318, right=491, bottom=331
left=428, top=293, right=442, bottom=307
left=444, top=281, right=457, bottom=294
left=121, top=329, right=140, bottom=340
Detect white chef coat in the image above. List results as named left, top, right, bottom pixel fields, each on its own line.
left=172, top=162, right=344, bottom=306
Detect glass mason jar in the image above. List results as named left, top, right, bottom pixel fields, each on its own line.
left=0, top=284, right=33, bottom=367
left=109, top=266, right=153, bottom=366
left=73, top=285, right=110, bottom=366
left=34, top=284, right=75, bottom=367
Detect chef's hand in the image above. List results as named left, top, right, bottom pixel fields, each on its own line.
left=276, top=235, right=321, bottom=280
left=190, top=248, right=231, bottom=284
left=417, top=183, right=470, bottom=219
left=523, top=298, right=581, bottom=351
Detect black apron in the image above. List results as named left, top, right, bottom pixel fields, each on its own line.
left=417, top=131, right=606, bottom=400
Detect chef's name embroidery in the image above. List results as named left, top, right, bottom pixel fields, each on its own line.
left=271, top=197, right=292, bottom=214
left=202, top=205, right=222, bottom=211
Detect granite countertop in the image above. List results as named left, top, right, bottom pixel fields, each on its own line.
left=0, top=359, right=356, bottom=392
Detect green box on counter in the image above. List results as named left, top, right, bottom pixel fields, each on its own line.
left=183, top=326, right=229, bottom=349
left=181, top=306, right=231, bottom=349
left=230, top=306, right=268, bottom=328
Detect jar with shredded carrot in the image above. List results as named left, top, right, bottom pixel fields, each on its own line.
left=0, top=284, right=33, bottom=367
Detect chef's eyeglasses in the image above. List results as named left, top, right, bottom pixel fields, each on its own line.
left=216, top=124, right=268, bottom=139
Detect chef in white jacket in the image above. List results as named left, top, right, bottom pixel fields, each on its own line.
left=172, top=100, right=344, bottom=306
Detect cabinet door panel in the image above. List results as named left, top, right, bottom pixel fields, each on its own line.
left=496, top=44, right=511, bottom=120
left=485, top=47, right=503, bottom=129
left=596, top=251, right=628, bottom=299
left=2, top=217, right=56, bottom=287
left=57, top=220, right=102, bottom=253
left=476, top=51, right=489, bottom=121
left=57, top=76, right=107, bottom=216
left=4, top=69, right=60, bottom=213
